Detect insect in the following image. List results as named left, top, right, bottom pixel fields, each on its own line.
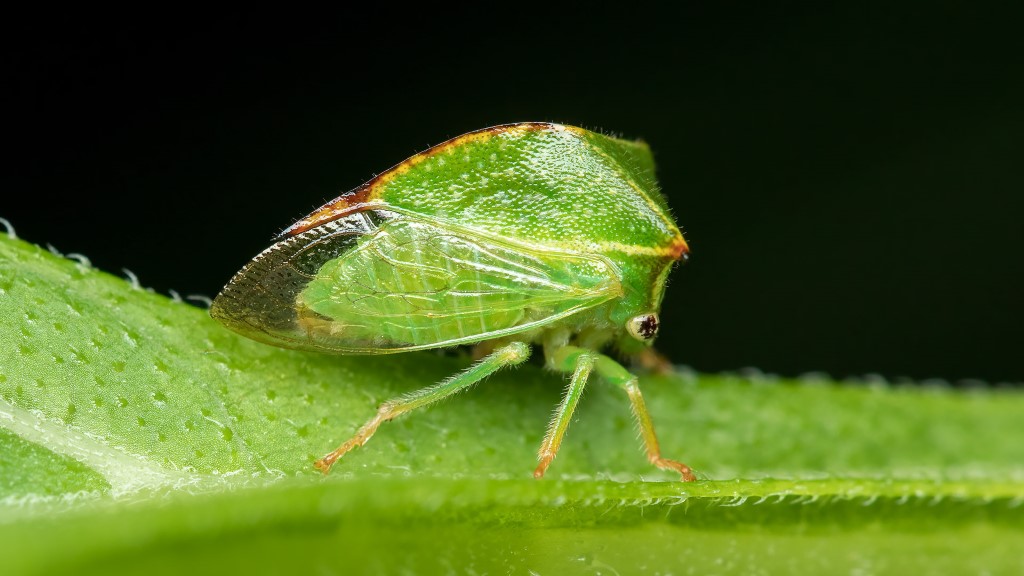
left=211, top=122, right=696, bottom=480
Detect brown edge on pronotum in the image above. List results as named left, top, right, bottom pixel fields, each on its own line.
left=670, top=238, right=689, bottom=261
left=278, top=123, right=582, bottom=239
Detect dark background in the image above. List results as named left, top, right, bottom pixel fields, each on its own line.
left=6, top=5, right=1022, bottom=383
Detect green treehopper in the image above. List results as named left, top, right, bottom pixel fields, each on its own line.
left=211, top=122, right=695, bottom=480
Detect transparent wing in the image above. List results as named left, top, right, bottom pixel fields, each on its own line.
left=212, top=212, right=622, bottom=354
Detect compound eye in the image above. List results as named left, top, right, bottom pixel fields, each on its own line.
left=627, top=313, right=660, bottom=341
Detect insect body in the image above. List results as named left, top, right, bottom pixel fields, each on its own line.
left=211, top=123, right=695, bottom=480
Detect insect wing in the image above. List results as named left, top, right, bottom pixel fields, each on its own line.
left=213, top=212, right=622, bottom=353
left=211, top=213, right=372, bottom=350
left=298, top=214, right=622, bottom=352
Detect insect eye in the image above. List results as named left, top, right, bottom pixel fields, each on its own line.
left=627, top=313, right=660, bottom=341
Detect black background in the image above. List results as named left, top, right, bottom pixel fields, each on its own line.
left=7, top=5, right=1022, bottom=383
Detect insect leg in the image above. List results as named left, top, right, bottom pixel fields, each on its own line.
left=593, top=354, right=696, bottom=481
left=314, top=341, right=531, bottom=473
left=534, top=348, right=595, bottom=478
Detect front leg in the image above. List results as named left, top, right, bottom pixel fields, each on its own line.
left=543, top=345, right=696, bottom=481
left=593, top=353, right=696, bottom=481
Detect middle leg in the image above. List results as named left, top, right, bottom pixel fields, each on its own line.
left=534, top=347, right=595, bottom=478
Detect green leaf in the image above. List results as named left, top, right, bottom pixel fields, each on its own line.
left=1, top=233, right=1022, bottom=575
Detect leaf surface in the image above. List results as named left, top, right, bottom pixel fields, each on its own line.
left=1, top=234, right=1021, bottom=575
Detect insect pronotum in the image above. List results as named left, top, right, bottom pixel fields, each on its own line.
left=211, top=122, right=696, bottom=480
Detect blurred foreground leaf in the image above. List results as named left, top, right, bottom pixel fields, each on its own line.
left=1, top=234, right=1022, bottom=575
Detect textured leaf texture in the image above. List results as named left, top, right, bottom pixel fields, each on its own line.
left=1, top=234, right=1022, bottom=575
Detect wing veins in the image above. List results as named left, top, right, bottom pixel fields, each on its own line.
left=295, top=215, right=621, bottom=352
